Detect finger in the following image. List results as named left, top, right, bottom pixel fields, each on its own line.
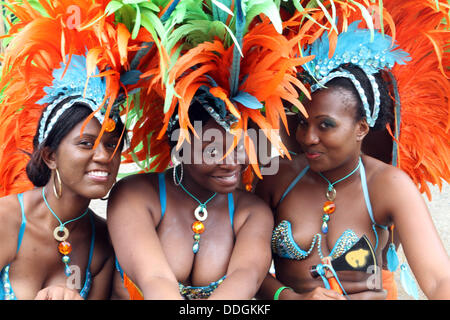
left=323, top=289, right=347, bottom=300
left=51, top=286, right=66, bottom=300
left=34, top=288, right=49, bottom=300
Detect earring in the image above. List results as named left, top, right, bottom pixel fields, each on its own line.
left=173, top=162, right=183, bottom=186
left=53, top=168, right=62, bottom=199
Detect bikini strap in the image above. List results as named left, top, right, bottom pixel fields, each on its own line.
left=277, top=165, right=309, bottom=207
left=86, top=212, right=96, bottom=269
left=79, top=212, right=95, bottom=298
left=227, top=193, right=235, bottom=231
left=359, top=160, right=388, bottom=251
left=158, top=173, right=167, bottom=222
left=16, top=193, right=27, bottom=254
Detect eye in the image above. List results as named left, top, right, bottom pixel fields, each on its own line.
left=106, top=140, right=119, bottom=150
left=79, top=140, right=94, bottom=148
left=319, top=119, right=336, bottom=129
left=297, top=116, right=308, bottom=127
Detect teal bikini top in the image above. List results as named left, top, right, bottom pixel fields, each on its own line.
left=0, top=193, right=96, bottom=300
left=272, top=160, right=388, bottom=261
left=116, top=172, right=235, bottom=300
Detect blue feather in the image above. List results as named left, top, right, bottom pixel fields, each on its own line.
left=304, top=21, right=411, bottom=80
left=232, top=91, right=264, bottom=109
left=161, top=0, right=181, bottom=22
left=37, top=55, right=106, bottom=106
left=400, top=263, right=419, bottom=300
left=386, top=243, right=399, bottom=272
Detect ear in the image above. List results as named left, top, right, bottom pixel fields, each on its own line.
left=356, top=118, right=370, bottom=142
left=41, top=146, right=57, bottom=170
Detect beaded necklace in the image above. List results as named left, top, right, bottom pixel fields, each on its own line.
left=42, top=187, right=89, bottom=276
left=174, top=168, right=217, bottom=254
left=317, top=157, right=362, bottom=234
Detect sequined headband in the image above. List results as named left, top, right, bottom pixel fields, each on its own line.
left=303, top=21, right=410, bottom=127
left=36, top=55, right=118, bottom=144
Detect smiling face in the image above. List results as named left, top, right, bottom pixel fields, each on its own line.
left=296, top=86, right=369, bottom=172
left=46, top=117, right=122, bottom=200
left=181, top=119, right=248, bottom=194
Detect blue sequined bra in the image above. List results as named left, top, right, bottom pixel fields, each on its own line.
left=0, top=193, right=95, bottom=300
left=272, top=161, right=388, bottom=260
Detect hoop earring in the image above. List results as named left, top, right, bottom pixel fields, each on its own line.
left=173, top=162, right=183, bottom=186
left=53, top=168, right=62, bottom=199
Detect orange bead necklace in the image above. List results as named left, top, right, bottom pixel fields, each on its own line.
left=317, top=157, right=361, bottom=234
left=42, top=187, right=89, bottom=276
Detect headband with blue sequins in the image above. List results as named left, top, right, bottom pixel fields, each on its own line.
left=303, top=21, right=410, bottom=127
left=36, top=55, right=119, bottom=144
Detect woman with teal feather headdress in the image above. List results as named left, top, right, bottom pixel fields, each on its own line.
left=256, top=0, right=450, bottom=300
left=0, top=0, right=139, bottom=300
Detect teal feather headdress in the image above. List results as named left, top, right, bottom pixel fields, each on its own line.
left=302, top=21, right=410, bottom=127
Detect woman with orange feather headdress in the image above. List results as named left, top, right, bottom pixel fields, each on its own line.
left=0, top=0, right=148, bottom=300
left=107, top=0, right=319, bottom=300
left=256, top=0, right=450, bottom=300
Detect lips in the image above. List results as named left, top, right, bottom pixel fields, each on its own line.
left=305, top=151, right=322, bottom=160
left=87, top=170, right=110, bottom=182
left=211, top=171, right=239, bottom=187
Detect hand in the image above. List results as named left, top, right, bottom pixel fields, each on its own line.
left=281, top=287, right=347, bottom=300
left=35, top=285, right=84, bottom=300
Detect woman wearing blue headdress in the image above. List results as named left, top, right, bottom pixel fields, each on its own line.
left=0, top=1, right=132, bottom=299
left=256, top=8, right=450, bottom=300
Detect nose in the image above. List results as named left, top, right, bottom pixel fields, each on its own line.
left=92, top=143, right=113, bottom=163
left=218, top=146, right=242, bottom=170
left=296, top=124, right=320, bottom=146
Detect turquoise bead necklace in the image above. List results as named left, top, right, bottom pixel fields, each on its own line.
left=174, top=168, right=217, bottom=254
left=316, top=157, right=362, bottom=234
left=42, top=187, right=89, bottom=276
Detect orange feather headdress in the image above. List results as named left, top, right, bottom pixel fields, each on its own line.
left=383, top=0, right=450, bottom=199
left=122, top=0, right=314, bottom=184
left=289, top=0, right=450, bottom=200
left=0, top=0, right=138, bottom=196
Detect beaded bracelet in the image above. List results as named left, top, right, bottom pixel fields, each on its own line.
left=273, top=286, right=292, bottom=300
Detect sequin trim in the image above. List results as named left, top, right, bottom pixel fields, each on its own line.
left=179, top=275, right=226, bottom=300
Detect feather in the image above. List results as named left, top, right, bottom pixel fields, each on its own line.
left=400, top=263, right=419, bottom=300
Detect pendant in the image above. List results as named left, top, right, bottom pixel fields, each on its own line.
left=191, top=221, right=205, bottom=254
left=321, top=200, right=335, bottom=234
left=194, top=205, right=208, bottom=221
left=326, top=187, right=336, bottom=201
left=53, top=226, right=69, bottom=242
left=57, top=239, right=73, bottom=277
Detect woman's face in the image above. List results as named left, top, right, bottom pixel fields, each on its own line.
left=49, top=118, right=122, bottom=199
left=296, top=86, right=368, bottom=172
left=180, top=119, right=248, bottom=194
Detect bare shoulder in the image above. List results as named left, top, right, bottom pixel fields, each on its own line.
left=0, top=193, right=27, bottom=263
left=364, top=156, right=416, bottom=192
left=363, top=156, right=424, bottom=221
left=110, top=172, right=158, bottom=197
left=232, top=189, right=274, bottom=234
left=107, top=172, right=163, bottom=227
left=0, top=193, right=24, bottom=231
left=255, top=154, right=308, bottom=208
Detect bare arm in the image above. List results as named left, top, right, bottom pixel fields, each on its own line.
left=0, top=195, right=22, bottom=272
left=379, top=168, right=450, bottom=299
left=208, top=199, right=273, bottom=299
left=107, top=176, right=182, bottom=300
